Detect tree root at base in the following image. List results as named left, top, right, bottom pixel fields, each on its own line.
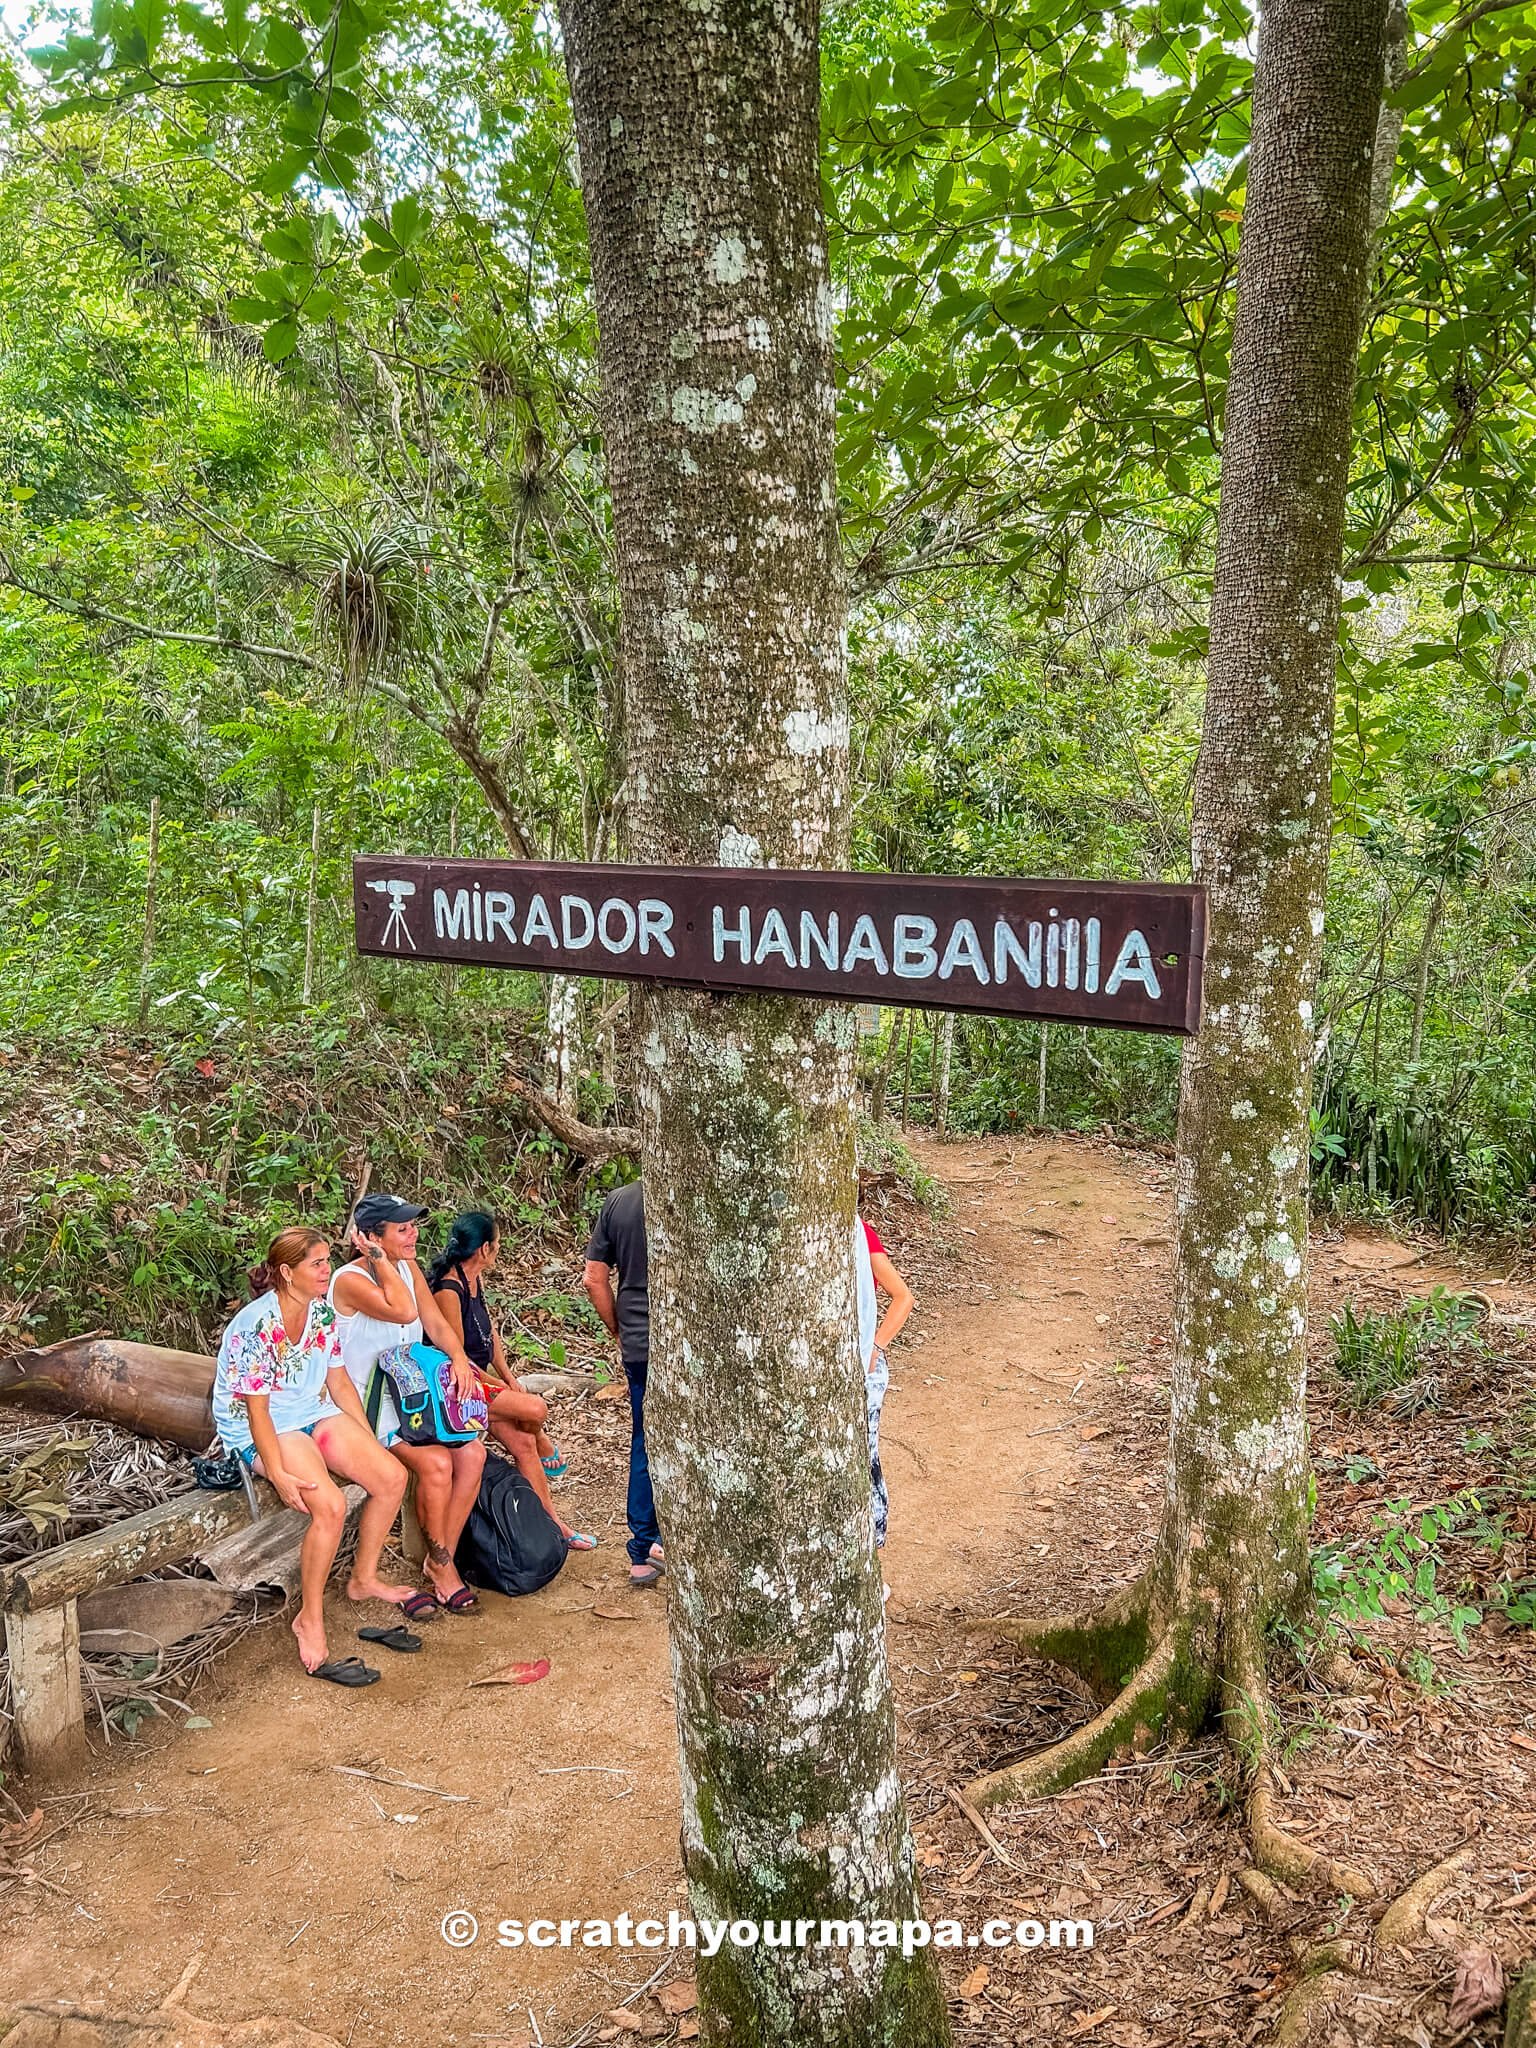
left=1267, top=1846, right=1479, bottom=2047
left=971, top=1598, right=1489, bottom=2043
left=1248, top=1774, right=1375, bottom=1900
left=964, top=1614, right=1187, bottom=1809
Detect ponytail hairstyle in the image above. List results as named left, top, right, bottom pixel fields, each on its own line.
left=249, top=1226, right=329, bottom=1299
left=427, top=1210, right=500, bottom=1290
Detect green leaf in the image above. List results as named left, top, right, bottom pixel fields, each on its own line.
left=260, top=14, right=307, bottom=67
left=389, top=193, right=425, bottom=247
left=261, top=319, right=299, bottom=362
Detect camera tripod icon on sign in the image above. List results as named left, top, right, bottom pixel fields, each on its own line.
left=367, top=878, right=418, bottom=952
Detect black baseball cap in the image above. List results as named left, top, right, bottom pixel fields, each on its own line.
left=354, top=1193, right=428, bottom=1232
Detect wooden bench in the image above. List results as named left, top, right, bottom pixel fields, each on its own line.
left=2, top=1482, right=283, bottom=1781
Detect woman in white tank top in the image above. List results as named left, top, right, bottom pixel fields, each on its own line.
left=330, top=1193, right=487, bottom=1613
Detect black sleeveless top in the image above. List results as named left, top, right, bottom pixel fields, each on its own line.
left=437, top=1267, right=494, bottom=1372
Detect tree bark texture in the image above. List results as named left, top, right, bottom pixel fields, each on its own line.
left=1155, top=0, right=1389, bottom=1686
left=559, top=3, right=949, bottom=2040
left=565, top=8, right=950, bottom=2039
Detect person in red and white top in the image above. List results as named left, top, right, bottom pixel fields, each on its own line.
left=855, top=1215, right=914, bottom=1548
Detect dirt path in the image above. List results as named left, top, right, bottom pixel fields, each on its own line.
left=12, top=1137, right=1525, bottom=2046
left=2, top=1138, right=1140, bottom=2041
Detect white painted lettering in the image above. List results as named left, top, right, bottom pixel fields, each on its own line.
left=754, top=908, right=796, bottom=967
left=892, top=914, right=938, bottom=979
left=800, top=908, right=839, bottom=970
left=1046, top=912, right=1060, bottom=988
left=1104, top=929, right=1163, bottom=999
left=714, top=905, right=752, bottom=961
left=598, top=898, right=638, bottom=954
left=939, top=918, right=990, bottom=983
left=471, top=886, right=484, bottom=944
left=484, top=890, right=516, bottom=943
left=523, top=893, right=557, bottom=947
left=1064, top=917, right=1080, bottom=990
left=1084, top=917, right=1101, bottom=993
left=842, top=915, right=890, bottom=975
left=993, top=919, right=1042, bottom=986
left=638, top=899, right=675, bottom=958
left=434, top=888, right=471, bottom=941
left=560, top=895, right=596, bottom=950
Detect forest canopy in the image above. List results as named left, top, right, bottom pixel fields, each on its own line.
left=0, top=0, right=1533, bottom=1241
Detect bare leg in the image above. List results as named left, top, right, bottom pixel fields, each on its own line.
left=489, top=1400, right=565, bottom=1529
left=255, top=1433, right=346, bottom=1672
left=393, top=1442, right=481, bottom=1603
left=443, top=1439, right=487, bottom=1557
left=310, top=1415, right=415, bottom=1604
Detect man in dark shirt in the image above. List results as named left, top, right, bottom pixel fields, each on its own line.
left=583, top=1178, right=664, bottom=1587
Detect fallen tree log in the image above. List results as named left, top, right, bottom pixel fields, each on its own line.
left=0, top=1335, right=214, bottom=1449
left=0, top=1486, right=262, bottom=1617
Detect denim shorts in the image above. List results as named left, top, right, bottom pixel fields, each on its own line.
left=237, top=1418, right=322, bottom=1469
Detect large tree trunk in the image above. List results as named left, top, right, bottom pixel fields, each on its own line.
left=969, top=0, right=1388, bottom=1823
left=1156, top=0, right=1388, bottom=1686
left=558, top=2, right=950, bottom=2041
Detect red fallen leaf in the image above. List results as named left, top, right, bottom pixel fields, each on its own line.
left=195, top=1058, right=217, bottom=1077
left=469, top=1657, right=550, bottom=1688
left=1445, top=1945, right=1503, bottom=2030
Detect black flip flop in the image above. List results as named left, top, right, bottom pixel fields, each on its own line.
left=310, top=1656, right=380, bottom=1687
left=358, top=1624, right=423, bottom=1654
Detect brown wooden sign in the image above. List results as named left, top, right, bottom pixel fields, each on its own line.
left=353, top=859, right=1205, bottom=1033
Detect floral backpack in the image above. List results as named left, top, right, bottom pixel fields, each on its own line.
left=365, top=1341, right=487, bottom=1446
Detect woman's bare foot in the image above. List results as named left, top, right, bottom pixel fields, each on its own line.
left=345, top=1573, right=419, bottom=1606
left=292, top=1607, right=329, bottom=1673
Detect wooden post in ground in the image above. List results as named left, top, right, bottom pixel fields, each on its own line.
left=137, top=796, right=160, bottom=1030
left=4, top=1605, right=87, bottom=1780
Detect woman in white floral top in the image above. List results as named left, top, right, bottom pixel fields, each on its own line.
left=215, top=1227, right=419, bottom=1683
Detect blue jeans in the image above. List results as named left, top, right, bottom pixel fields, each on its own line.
left=624, top=1355, right=662, bottom=1565
left=867, top=1348, right=890, bottom=1547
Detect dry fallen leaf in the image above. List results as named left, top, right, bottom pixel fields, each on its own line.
left=469, top=1657, right=551, bottom=1688
left=1510, top=1732, right=1536, bottom=1755
left=595, top=1382, right=626, bottom=1402
left=0, top=1809, right=44, bottom=1852
left=957, top=1670, right=980, bottom=1684
left=958, top=1964, right=989, bottom=2000
left=656, top=1982, right=697, bottom=2016
left=1064, top=2009, right=1116, bottom=2039
left=677, top=2023, right=699, bottom=2042
left=605, top=2011, right=644, bottom=2034
left=1445, top=1945, right=1504, bottom=2030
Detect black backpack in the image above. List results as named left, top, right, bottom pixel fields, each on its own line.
left=455, top=1455, right=568, bottom=1598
